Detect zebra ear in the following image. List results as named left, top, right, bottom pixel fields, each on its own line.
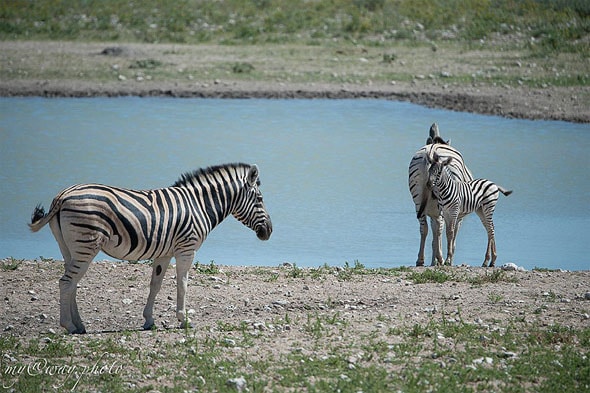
left=247, top=164, right=259, bottom=186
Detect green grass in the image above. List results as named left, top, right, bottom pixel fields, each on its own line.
left=1, top=0, right=588, bottom=55
left=0, top=257, right=23, bottom=271
left=2, top=319, right=588, bottom=392
left=408, top=267, right=455, bottom=283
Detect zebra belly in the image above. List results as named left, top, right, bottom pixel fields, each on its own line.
left=100, top=236, right=175, bottom=262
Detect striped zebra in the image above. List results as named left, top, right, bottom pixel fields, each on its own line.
left=29, top=163, right=272, bottom=334
left=408, top=123, right=473, bottom=266
left=428, top=152, right=512, bottom=267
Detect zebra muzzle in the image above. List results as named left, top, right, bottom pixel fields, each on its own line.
left=256, top=218, right=272, bottom=241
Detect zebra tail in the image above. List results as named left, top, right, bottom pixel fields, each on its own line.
left=498, top=186, right=513, bottom=197
left=29, top=202, right=59, bottom=232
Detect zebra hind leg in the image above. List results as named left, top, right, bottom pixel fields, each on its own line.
left=477, top=209, right=497, bottom=267
left=143, top=256, right=172, bottom=330
left=416, top=215, right=428, bottom=266
left=59, top=260, right=90, bottom=334
left=50, top=220, right=91, bottom=334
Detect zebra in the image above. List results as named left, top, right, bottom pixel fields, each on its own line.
left=427, top=152, right=512, bottom=267
left=29, top=163, right=272, bottom=334
left=408, top=123, right=473, bottom=266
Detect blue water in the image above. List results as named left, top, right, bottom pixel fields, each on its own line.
left=1, top=97, right=588, bottom=270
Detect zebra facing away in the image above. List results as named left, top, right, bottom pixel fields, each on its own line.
left=29, top=163, right=272, bottom=334
left=408, top=123, right=473, bottom=266
left=428, top=153, right=512, bottom=267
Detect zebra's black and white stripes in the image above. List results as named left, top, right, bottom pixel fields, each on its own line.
left=408, top=124, right=473, bottom=266
left=428, top=153, right=512, bottom=267
left=30, top=163, right=272, bottom=334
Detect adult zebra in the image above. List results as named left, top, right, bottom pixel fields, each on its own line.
left=428, top=153, right=512, bottom=267
left=408, top=124, right=473, bottom=266
left=29, top=163, right=272, bottom=334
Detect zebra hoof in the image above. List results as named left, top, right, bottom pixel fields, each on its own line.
left=179, top=321, right=194, bottom=329
left=71, top=327, right=86, bottom=335
left=143, top=322, right=156, bottom=331
left=64, top=323, right=86, bottom=334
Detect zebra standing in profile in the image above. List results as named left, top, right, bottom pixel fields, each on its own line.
left=428, top=152, right=512, bottom=267
left=29, top=163, right=272, bottom=334
left=408, top=123, right=473, bottom=266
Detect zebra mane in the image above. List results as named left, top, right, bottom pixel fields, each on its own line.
left=172, top=162, right=253, bottom=188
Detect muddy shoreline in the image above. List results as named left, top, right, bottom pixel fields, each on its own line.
left=2, top=79, right=588, bottom=123
left=2, top=41, right=588, bottom=123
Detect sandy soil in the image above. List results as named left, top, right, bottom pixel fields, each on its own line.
left=1, top=40, right=589, bottom=122
left=2, top=260, right=589, bottom=338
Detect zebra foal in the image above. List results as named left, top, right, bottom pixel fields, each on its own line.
left=29, top=163, right=272, bottom=334
left=408, top=123, right=473, bottom=266
left=428, top=153, right=512, bottom=267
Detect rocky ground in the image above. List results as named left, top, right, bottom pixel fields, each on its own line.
left=2, top=260, right=589, bottom=339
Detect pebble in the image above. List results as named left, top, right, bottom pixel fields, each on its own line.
left=473, top=357, right=493, bottom=365
left=224, top=338, right=236, bottom=347
left=500, top=351, right=518, bottom=358
left=501, top=262, right=526, bottom=271
left=226, top=376, right=247, bottom=392
left=584, top=292, right=590, bottom=300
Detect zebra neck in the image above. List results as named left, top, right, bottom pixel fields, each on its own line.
left=437, top=169, right=456, bottom=199
left=187, top=176, right=237, bottom=230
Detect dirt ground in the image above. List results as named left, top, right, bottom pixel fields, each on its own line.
left=1, top=40, right=589, bottom=123
left=2, top=260, right=589, bottom=338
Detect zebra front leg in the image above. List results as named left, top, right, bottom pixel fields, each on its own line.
left=59, top=260, right=90, bottom=334
left=143, top=256, right=172, bottom=330
left=175, top=252, right=195, bottom=329
left=430, top=215, right=444, bottom=266
left=444, top=218, right=457, bottom=266
left=452, top=217, right=464, bottom=264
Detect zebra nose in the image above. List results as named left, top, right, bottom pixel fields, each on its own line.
left=256, top=218, right=272, bottom=240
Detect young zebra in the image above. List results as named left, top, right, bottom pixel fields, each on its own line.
left=29, top=163, right=272, bottom=334
left=428, top=153, right=512, bottom=267
left=408, top=123, right=473, bottom=266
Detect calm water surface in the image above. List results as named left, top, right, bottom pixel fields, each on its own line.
left=1, top=97, right=588, bottom=270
